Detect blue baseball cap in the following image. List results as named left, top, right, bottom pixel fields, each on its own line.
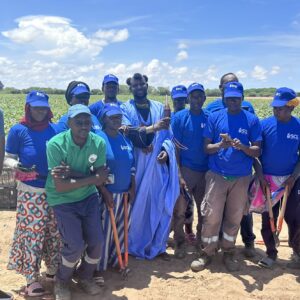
left=26, top=90, right=49, bottom=107
left=223, top=81, right=244, bottom=98
left=187, top=82, right=205, bottom=95
left=171, top=85, right=187, bottom=99
left=101, top=103, right=123, bottom=118
left=67, top=104, right=91, bottom=118
left=271, top=87, right=298, bottom=107
left=70, top=83, right=91, bottom=96
left=103, top=74, right=119, bottom=85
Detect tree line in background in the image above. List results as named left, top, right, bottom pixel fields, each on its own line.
left=0, top=82, right=299, bottom=97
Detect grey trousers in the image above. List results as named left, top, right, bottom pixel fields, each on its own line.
left=201, top=171, right=251, bottom=256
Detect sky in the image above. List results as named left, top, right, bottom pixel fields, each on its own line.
left=0, top=0, right=300, bottom=90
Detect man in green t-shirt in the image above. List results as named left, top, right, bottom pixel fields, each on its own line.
left=46, top=104, right=108, bottom=300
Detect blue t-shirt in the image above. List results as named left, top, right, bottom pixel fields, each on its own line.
left=260, top=116, right=300, bottom=176
left=204, top=109, right=262, bottom=177
left=55, top=113, right=114, bottom=161
left=171, top=109, right=209, bottom=172
left=89, top=100, right=122, bottom=122
left=206, top=98, right=255, bottom=114
left=6, top=123, right=58, bottom=188
left=105, top=132, right=134, bottom=193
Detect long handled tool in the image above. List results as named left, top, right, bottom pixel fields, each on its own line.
left=123, top=193, right=129, bottom=268
left=108, top=194, right=130, bottom=280
left=266, top=186, right=280, bottom=247
left=276, top=186, right=289, bottom=238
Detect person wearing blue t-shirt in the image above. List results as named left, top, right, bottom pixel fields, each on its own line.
left=205, top=72, right=255, bottom=114
left=172, top=83, right=208, bottom=258
left=4, top=91, right=61, bottom=297
left=89, top=74, right=122, bottom=122
left=95, top=103, right=135, bottom=275
left=191, top=82, right=262, bottom=273
left=206, top=72, right=257, bottom=258
left=253, top=88, right=300, bottom=269
left=56, top=81, right=113, bottom=159
left=170, top=84, right=196, bottom=246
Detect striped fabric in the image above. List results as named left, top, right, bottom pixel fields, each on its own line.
left=98, top=193, right=131, bottom=271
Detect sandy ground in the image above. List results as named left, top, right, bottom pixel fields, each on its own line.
left=0, top=210, right=299, bottom=300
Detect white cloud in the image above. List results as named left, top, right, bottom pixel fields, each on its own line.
left=2, top=15, right=129, bottom=58
left=176, top=50, right=188, bottom=61
left=270, top=65, right=280, bottom=75
left=251, top=65, right=268, bottom=80
left=236, top=70, right=247, bottom=79
left=178, top=42, right=188, bottom=49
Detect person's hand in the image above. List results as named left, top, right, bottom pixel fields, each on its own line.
left=101, top=188, right=114, bottom=208
left=94, top=166, right=109, bottom=186
left=15, top=164, right=38, bottom=181
left=232, top=138, right=246, bottom=151
left=142, top=144, right=153, bottom=154
left=153, top=117, right=171, bottom=131
left=119, top=125, right=129, bottom=135
left=128, top=183, right=136, bottom=203
left=258, top=175, right=269, bottom=197
left=281, top=175, right=296, bottom=195
left=51, top=161, right=71, bottom=179
left=157, top=150, right=168, bottom=164
left=179, top=175, right=188, bottom=192
left=218, top=138, right=232, bottom=149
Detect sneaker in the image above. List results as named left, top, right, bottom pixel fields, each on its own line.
left=223, top=252, right=240, bottom=272
left=174, top=244, right=186, bottom=259
left=243, top=244, right=256, bottom=258
left=190, top=253, right=212, bottom=272
left=54, top=280, right=71, bottom=300
left=78, top=278, right=102, bottom=295
left=287, top=252, right=300, bottom=269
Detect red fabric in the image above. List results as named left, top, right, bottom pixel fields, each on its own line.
left=20, top=104, right=53, bottom=131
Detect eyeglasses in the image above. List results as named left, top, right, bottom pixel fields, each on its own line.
left=73, top=119, right=92, bottom=127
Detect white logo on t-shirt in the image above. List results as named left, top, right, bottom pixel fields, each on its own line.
left=287, top=133, right=299, bottom=140
left=121, top=145, right=131, bottom=151
left=238, top=128, right=248, bottom=135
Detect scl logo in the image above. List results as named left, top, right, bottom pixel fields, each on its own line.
left=287, top=133, right=299, bottom=140
left=238, top=128, right=248, bottom=135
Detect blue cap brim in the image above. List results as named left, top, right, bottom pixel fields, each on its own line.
left=105, top=110, right=123, bottom=117
left=270, top=100, right=287, bottom=107
left=224, top=92, right=243, bottom=98
left=103, top=79, right=119, bottom=84
left=72, top=86, right=91, bottom=96
left=69, top=111, right=91, bottom=118
left=188, top=87, right=205, bottom=95
left=29, top=101, right=50, bottom=107
left=172, top=93, right=188, bottom=99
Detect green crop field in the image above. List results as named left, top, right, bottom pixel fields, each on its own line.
left=0, top=94, right=298, bottom=135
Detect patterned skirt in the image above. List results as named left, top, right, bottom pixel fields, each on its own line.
left=7, top=182, right=61, bottom=281
left=98, top=193, right=131, bottom=271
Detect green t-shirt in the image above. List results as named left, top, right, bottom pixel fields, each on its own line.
left=46, top=130, right=106, bottom=206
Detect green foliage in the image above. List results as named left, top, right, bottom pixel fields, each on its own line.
left=0, top=94, right=299, bottom=135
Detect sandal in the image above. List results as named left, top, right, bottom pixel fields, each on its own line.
left=25, top=282, right=45, bottom=297
left=258, top=257, right=275, bottom=269
left=93, top=272, right=105, bottom=286
left=45, top=273, right=56, bottom=282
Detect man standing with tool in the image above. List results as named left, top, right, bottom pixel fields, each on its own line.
left=253, top=88, right=300, bottom=269
left=191, top=82, right=262, bottom=272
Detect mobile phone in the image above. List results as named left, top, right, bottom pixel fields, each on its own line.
left=0, top=290, right=13, bottom=300
left=106, top=174, right=115, bottom=184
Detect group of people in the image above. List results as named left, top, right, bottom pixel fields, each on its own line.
left=1, top=71, right=300, bottom=300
